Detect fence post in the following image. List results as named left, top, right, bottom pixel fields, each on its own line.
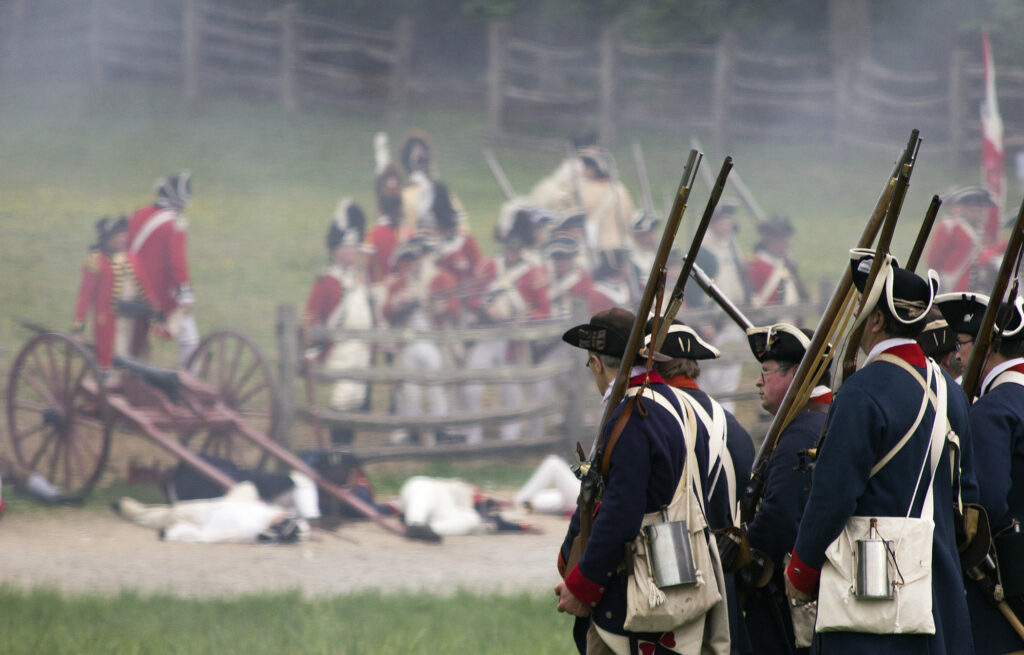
left=275, top=303, right=298, bottom=451
left=947, top=48, right=965, bottom=169
left=88, top=0, right=105, bottom=85
left=598, top=25, right=617, bottom=145
left=183, top=0, right=201, bottom=102
left=280, top=3, right=298, bottom=112
left=487, top=20, right=507, bottom=138
left=711, top=30, right=736, bottom=156
left=388, top=15, right=414, bottom=124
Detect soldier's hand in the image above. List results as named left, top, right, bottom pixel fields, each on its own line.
left=784, top=573, right=814, bottom=603
left=554, top=581, right=591, bottom=617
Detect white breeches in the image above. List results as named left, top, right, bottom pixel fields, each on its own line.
left=399, top=476, right=484, bottom=536
left=395, top=341, right=448, bottom=419
left=326, top=339, right=371, bottom=410
left=462, top=339, right=521, bottom=443
left=115, top=482, right=289, bottom=543
left=513, top=455, right=580, bottom=514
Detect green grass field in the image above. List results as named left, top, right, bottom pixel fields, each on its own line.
left=0, top=77, right=981, bottom=360
left=0, top=587, right=570, bottom=654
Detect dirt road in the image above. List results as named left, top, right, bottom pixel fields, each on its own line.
left=0, top=507, right=569, bottom=599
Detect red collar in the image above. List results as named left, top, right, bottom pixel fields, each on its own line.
left=809, top=390, right=832, bottom=405
left=628, top=371, right=665, bottom=387
left=664, top=374, right=700, bottom=390
left=1010, top=362, right=1024, bottom=375
left=880, top=343, right=927, bottom=368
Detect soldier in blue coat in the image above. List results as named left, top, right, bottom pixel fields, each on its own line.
left=940, top=293, right=1024, bottom=653
left=742, top=323, right=832, bottom=655
left=785, top=251, right=975, bottom=654
left=555, top=308, right=725, bottom=654
left=647, top=319, right=755, bottom=654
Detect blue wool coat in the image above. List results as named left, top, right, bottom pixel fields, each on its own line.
left=560, top=379, right=710, bottom=640
left=965, top=363, right=1024, bottom=654
left=792, top=344, right=974, bottom=654
left=673, top=384, right=755, bottom=655
left=744, top=405, right=827, bottom=655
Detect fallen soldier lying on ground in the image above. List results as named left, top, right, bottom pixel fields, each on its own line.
left=398, top=476, right=540, bottom=542
left=112, top=481, right=305, bottom=544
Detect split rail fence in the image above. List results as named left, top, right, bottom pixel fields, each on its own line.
left=3, top=0, right=1023, bottom=160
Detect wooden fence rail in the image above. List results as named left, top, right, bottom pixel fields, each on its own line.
left=4, top=1, right=1024, bottom=167
left=273, top=290, right=828, bottom=462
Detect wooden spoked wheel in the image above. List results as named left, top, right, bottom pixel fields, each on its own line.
left=6, top=332, right=112, bottom=500
left=184, top=329, right=279, bottom=470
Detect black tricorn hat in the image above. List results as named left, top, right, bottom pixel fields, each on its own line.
left=935, top=292, right=988, bottom=337
left=562, top=308, right=634, bottom=358
left=942, top=293, right=1024, bottom=343
left=945, top=186, right=998, bottom=208
left=643, top=319, right=719, bottom=360
left=543, top=233, right=580, bottom=258
left=917, top=309, right=957, bottom=358
left=756, top=215, right=793, bottom=239
left=849, top=249, right=939, bottom=325
left=554, top=210, right=587, bottom=233
left=746, top=323, right=814, bottom=364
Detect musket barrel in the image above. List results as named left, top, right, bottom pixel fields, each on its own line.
left=651, top=156, right=733, bottom=354
left=962, top=197, right=1024, bottom=397
left=689, top=263, right=754, bottom=331
left=597, top=149, right=702, bottom=435
left=740, top=131, right=917, bottom=524
left=905, top=195, right=942, bottom=273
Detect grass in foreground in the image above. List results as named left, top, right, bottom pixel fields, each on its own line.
left=0, top=587, right=571, bottom=655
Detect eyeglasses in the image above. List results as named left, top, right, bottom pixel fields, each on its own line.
left=585, top=354, right=596, bottom=368
left=955, top=337, right=974, bottom=352
left=759, top=366, right=791, bottom=384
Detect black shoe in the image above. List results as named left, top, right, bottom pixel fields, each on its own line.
left=404, top=524, right=442, bottom=543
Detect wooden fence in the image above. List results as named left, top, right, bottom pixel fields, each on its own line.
left=273, top=291, right=829, bottom=462
left=4, top=0, right=1022, bottom=164
left=487, top=25, right=1024, bottom=162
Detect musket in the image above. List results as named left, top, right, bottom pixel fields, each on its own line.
left=961, top=197, right=1024, bottom=398
left=739, top=130, right=918, bottom=525
left=690, top=136, right=766, bottom=223
left=650, top=156, right=733, bottom=354
left=904, top=195, right=942, bottom=273
left=632, top=141, right=656, bottom=216
left=839, top=131, right=922, bottom=382
left=689, top=263, right=755, bottom=332
left=483, top=147, right=516, bottom=201
left=566, top=149, right=702, bottom=573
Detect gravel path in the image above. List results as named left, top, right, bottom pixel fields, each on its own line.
left=0, top=507, right=569, bottom=599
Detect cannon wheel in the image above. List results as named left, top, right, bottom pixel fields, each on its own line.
left=184, top=329, right=279, bottom=470
left=5, top=332, right=112, bottom=499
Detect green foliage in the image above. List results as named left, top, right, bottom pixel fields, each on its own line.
left=0, top=587, right=570, bottom=655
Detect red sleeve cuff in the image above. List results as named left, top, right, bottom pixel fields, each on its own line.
left=564, top=564, right=607, bottom=609
left=785, top=549, right=821, bottom=596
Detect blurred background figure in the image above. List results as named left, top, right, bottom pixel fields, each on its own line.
left=696, top=200, right=751, bottom=412
left=72, top=215, right=153, bottom=373
left=128, top=171, right=199, bottom=366
left=747, top=215, right=808, bottom=319
left=302, top=200, right=373, bottom=446
left=926, top=186, right=1001, bottom=292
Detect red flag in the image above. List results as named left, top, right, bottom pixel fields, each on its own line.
left=981, top=31, right=1005, bottom=245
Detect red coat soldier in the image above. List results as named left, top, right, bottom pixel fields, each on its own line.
left=73, top=217, right=153, bottom=371
left=127, top=171, right=198, bottom=364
